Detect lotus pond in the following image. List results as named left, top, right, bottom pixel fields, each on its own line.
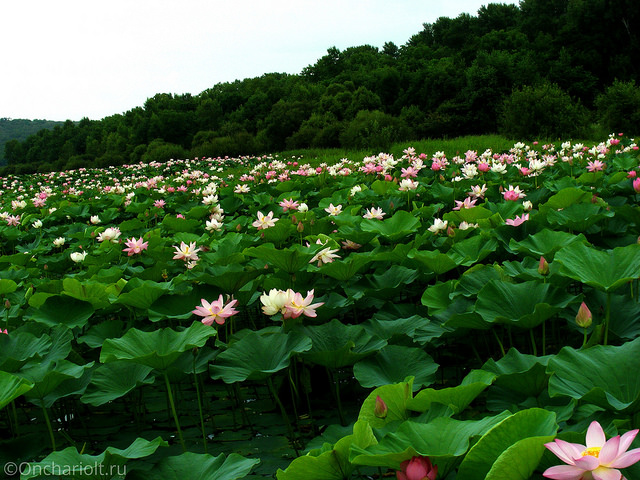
left=2, top=135, right=640, bottom=479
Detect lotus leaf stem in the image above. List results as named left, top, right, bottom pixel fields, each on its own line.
left=163, top=372, right=186, bottom=452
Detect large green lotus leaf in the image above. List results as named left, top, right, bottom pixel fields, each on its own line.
left=407, top=249, right=459, bottom=275
left=539, top=187, right=592, bottom=212
left=211, top=330, right=312, bottom=383
left=200, top=264, right=262, bottom=292
left=62, top=277, right=116, bottom=309
left=0, top=278, right=17, bottom=294
left=545, top=203, right=614, bottom=231
left=447, top=234, right=498, bottom=266
left=407, top=370, right=496, bottom=414
left=100, top=322, right=217, bottom=371
left=421, top=280, right=457, bottom=312
left=24, top=295, right=94, bottom=329
left=21, top=436, right=167, bottom=480
left=508, top=229, right=587, bottom=259
left=363, top=315, right=431, bottom=341
left=482, top=348, right=551, bottom=402
left=261, top=220, right=297, bottom=244
left=457, top=408, right=557, bottom=480
left=0, top=331, right=52, bottom=372
left=350, top=413, right=510, bottom=477
left=318, top=252, right=372, bottom=281
left=77, top=320, right=125, bottom=349
left=554, top=243, right=640, bottom=292
left=244, top=244, right=313, bottom=274
left=116, top=279, right=173, bottom=310
left=301, top=319, right=387, bottom=369
left=162, top=214, right=201, bottom=233
left=475, top=280, right=577, bottom=329
left=548, top=338, right=640, bottom=413
left=277, top=421, right=376, bottom=480
left=0, top=371, right=33, bottom=409
left=599, top=291, right=640, bottom=340
left=21, top=359, right=94, bottom=408
left=360, top=210, right=420, bottom=242
left=443, top=206, right=494, bottom=224
left=337, top=224, right=378, bottom=245
left=81, top=362, right=155, bottom=406
left=367, top=265, right=419, bottom=291
left=147, top=284, right=215, bottom=322
left=353, top=346, right=438, bottom=391
left=128, top=452, right=259, bottom=480
left=456, top=264, right=503, bottom=297
left=358, top=378, right=414, bottom=429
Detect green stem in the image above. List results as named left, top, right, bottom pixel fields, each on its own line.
left=11, top=400, right=19, bottom=437
left=604, top=292, right=611, bottom=345
left=267, top=377, right=300, bottom=456
left=163, top=373, right=186, bottom=452
left=193, top=356, right=208, bottom=453
left=491, top=328, right=506, bottom=357
left=541, top=319, right=546, bottom=356
left=582, top=328, right=588, bottom=348
left=529, top=328, right=537, bottom=356
left=42, top=405, right=56, bottom=451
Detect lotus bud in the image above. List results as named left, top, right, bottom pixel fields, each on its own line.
left=291, top=214, right=297, bottom=224
left=397, top=456, right=438, bottom=480
left=374, top=395, right=388, bottom=419
left=236, top=224, right=242, bottom=232
left=633, top=178, right=640, bottom=193
left=447, top=225, right=455, bottom=237
left=538, top=256, right=549, bottom=275
left=576, top=302, right=592, bottom=328
left=297, top=221, right=304, bottom=233
left=4, top=299, right=10, bottom=310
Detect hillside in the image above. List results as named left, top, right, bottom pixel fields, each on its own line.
left=0, top=118, right=65, bottom=166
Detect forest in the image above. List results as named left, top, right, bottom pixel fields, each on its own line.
left=0, top=119, right=64, bottom=166
left=2, top=0, right=640, bottom=175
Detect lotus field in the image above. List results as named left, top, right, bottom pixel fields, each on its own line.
left=3, top=135, right=640, bottom=479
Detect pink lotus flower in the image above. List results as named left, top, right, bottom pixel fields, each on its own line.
left=1, top=328, right=7, bottom=335
left=173, top=241, right=200, bottom=262
left=544, top=421, right=640, bottom=480
left=284, top=290, right=323, bottom=319
left=154, top=199, right=165, bottom=209
left=505, top=213, right=529, bottom=227
left=279, top=198, right=299, bottom=212
left=5, top=215, right=20, bottom=226
left=396, top=456, right=438, bottom=480
left=453, top=197, right=477, bottom=211
left=192, top=295, right=239, bottom=326
left=587, top=160, right=605, bottom=172
left=123, top=237, right=149, bottom=256
left=633, top=178, right=640, bottom=193
left=503, top=185, right=526, bottom=201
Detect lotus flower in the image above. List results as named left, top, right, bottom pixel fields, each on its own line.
left=310, top=247, right=340, bottom=267
left=279, top=198, right=299, bottom=212
left=173, top=241, right=200, bottom=262
left=260, top=288, right=295, bottom=316
left=123, top=237, right=148, bottom=256
left=505, top=213, right=529, bottom=226
left=544, top=421, right=640, bottom=480
left=284, top=290, right=323, bottom=319
left=192, top=295, right=239, bottom=326
left=396, top=456, right=438, bottom=480
left=252, top=211, right=278, bottom=230
left=69, top=251, right=87, bottom=263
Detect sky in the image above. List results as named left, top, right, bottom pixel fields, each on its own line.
left=1, top=0, right=518, bottom=122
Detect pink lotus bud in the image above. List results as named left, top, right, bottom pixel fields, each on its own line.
left=447, top=226, right=455, bottom=237
left=633, top=178, right=640, bottom=193
left=236, top=224, right=242, bottom=232
left=576, top=302, right=592, bottom=328
left=397, top=456, right=438, bottom=480
left=374, top=395, right=388, bottom=419
left=297, top=222, right=304, bottom=233
left=538, top=256, right=549, bottom=275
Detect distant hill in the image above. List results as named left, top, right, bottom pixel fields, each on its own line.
left=0, top=118, right=65, bottom=166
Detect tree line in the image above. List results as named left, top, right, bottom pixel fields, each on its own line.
left=3, top=0, right=640, bottom=175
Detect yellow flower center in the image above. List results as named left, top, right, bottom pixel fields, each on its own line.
left=582, top=447, right=601, bottom=458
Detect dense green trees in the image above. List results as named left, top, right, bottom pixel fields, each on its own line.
left=3, top=0, right=639, bottom=173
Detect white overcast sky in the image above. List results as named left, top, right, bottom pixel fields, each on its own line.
left=0, top=0, right=518, bottom=121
